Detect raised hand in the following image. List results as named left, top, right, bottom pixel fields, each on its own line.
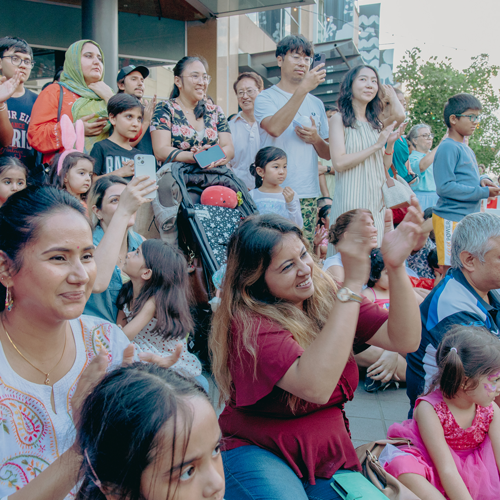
left=381, top=196, right=424, bottom=268
left=336, top=211, right=375, bottom=287
left=116, top=174, right=157, bottom=216
left=143, top=94, right=157, bottom=124
left=376, top=121, right=397, bottom=149
left=283, top=186, right=295, bottom=203
left=299, top=63, right=326, bottom=94
left=0, top=71, right=21, bottom=103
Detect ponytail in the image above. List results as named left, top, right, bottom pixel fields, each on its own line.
left=250, top=162, right=263, bottom=188
left=438, top=346, right=465, bottom=399
left=427, top=325, right=500, bottom=399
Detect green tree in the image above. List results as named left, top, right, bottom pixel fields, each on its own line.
left=395, top=48, right=500, bottom=172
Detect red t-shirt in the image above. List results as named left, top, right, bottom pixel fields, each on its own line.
left=219, top=297, right=388, bottom=484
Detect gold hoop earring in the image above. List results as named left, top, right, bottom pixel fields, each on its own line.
left=4, top=285, right=13, bottom=312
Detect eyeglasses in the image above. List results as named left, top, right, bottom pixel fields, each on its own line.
left=455, top=114, right=482, bottom=123
left=1, top=55, right=35, bottom=68
left=418, top=133, right=434, bottom=139
left=290, top=54, right=312, bottom=65
left=181, top=74, right=211, bottom=84
left=237, top=89, right=258, bottom=98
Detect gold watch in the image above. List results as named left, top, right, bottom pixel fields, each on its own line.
left=336, top=287, right=363, bottom=304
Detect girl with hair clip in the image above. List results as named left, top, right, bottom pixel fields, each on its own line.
left=48, top=114, right=94, bottom=208
left=249, top=146, right=303, bottom=228
left=75, top=364, right=224, bottom=500
left=48, top=151, right=94, bottom=207
left=116, top=239, right=202, bottom=379
left=384, top=325, right=500, bottom=499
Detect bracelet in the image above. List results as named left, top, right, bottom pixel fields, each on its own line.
left=384, top=150, right=393, bottom=156
left=0, top=103, right=6, bottom=112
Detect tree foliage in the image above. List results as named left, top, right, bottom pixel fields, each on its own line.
left=395, top=48, right=500, bottom=172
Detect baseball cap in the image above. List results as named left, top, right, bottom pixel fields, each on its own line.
left=117, top=65, right=149, bottom=82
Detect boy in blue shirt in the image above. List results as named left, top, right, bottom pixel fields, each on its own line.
left=433, top=93, right=500, bottom=269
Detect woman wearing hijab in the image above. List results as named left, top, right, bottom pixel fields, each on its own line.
left=28, top=40, right=114, bottom=162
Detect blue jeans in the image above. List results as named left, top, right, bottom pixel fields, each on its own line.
left=223, top=445, right=354, bottom=500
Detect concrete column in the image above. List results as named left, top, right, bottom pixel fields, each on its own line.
left=82, top=0, right=118, bottom=90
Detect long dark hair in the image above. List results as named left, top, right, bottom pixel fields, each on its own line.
left=367, top=248, right=385, bottom=287
left=170, top=56, right=209, bottom=120
left=48, top=152, right=95, bottom=200
left=210, top=214, right=338, bottom=410
left=75, top=364, right=209, bottom=500
left=116, top=239, right=194, bottom=340
left=427, top=325, right=500, bottom=400
left=249, top=146, right=287, bottom=188
left=317, top=204, right=331, bottom=227
left=0, top=185, right=87, bottom=311
left=338, top=65, right=383, bottom=131
left=87, top=175, right=127, bottom=229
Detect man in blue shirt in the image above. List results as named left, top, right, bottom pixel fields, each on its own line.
left=407, top=212, right=500, bottom=416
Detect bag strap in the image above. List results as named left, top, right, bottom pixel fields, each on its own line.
left=56, top=82, right=64, bottom=122
left=165, top=148, right=183, bottom=164
left=384, top=165, right=395, bottom=187
left=390, top=163, right=398, bottom=178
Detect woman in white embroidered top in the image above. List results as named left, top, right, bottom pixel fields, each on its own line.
left=0, top=185, right=179, bottom=500
left=249, top=146, right=303, bottom=228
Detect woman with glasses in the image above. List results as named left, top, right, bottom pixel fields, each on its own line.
left=28, top=40, right=113, bottom=163
left=150, top=56, right=234, bottom=246
left=407, top=124, right=447, bottom=210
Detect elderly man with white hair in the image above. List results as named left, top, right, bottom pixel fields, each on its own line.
left=406, top=211, right=500, bottom=415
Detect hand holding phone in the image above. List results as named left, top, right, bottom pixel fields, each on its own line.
left=134, top=154, right=157, bottom=199
left=312, top=53, right=326, bottom=69
left=193, top=144, right=226, bottom=169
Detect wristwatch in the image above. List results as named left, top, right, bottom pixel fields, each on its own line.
left=326, top=165, right=332, bottom=174
left=336, top=287, right=363, bottom=304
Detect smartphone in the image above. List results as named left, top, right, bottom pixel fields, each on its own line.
left=312, top=53, right=326, bottom=69
left=134, top=154, right=157, bottom=199
left=292, top=119, right=304, bottom=129
left=193, top=144, right=226, bottom=169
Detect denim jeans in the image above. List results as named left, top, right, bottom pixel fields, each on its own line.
left=222, top=445, right=354, bottom=500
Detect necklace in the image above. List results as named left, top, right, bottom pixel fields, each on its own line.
left=1, top=319, right=67, bottom=385
left=176, top=98, right=196, bottom=116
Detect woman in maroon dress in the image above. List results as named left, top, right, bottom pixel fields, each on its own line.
left=210, top=202, right=424, bottom=500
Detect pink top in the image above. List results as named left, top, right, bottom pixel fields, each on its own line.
left=425, top=391, right=494, bottom=450
left=369, top=287, right=391, bottom=311
left=219, top=298, right=388, bottom=483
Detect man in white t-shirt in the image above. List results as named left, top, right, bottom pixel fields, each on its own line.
left=254, top=35, right=330, bottom=243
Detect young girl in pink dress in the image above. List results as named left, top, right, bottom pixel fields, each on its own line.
left=384, top=325, right=500, bottom=499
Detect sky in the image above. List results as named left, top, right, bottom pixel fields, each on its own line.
left=359, top=0, right=500, bottom=90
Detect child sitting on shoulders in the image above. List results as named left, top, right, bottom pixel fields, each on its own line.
left=384, top=326, right=500, bottom=499
left=249, top=146, right=303, bottom=228
left=116, top=238, right=202, bottom=379
left=49, top=151, right=94, bottom=207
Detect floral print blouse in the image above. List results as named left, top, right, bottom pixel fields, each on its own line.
left=150, top=98, right=230, bottom=151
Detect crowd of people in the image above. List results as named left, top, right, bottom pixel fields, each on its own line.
left=1, top=31, right=500, bottom=500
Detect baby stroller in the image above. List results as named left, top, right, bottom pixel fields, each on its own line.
left=171, top=163, right=258, bottom=365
